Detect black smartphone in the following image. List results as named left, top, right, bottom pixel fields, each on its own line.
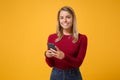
left=48, top=43, right=57, bottom=51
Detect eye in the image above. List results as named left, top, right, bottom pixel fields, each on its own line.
left=66, top=16, right=71, bottom=19
left=59, top=16, right=64, bottom=19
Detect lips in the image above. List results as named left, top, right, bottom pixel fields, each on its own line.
left=62, top=23, right=69, bottom=26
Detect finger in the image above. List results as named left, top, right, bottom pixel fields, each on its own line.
left=53, top=53, right=57, bottom=57
left=50, top=48, right=57, bottom=53
left=47, top=51, right=56, bottom=56
left=55, top=46, right=59, bottom=51
left=50, top=52, right=56, bottom=55
left=48, top=50, right=55, bottom=53
left=47, top=50, right=52, bottom=53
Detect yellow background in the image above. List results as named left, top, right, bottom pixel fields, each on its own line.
left=0, top=0, right=120, bottom=80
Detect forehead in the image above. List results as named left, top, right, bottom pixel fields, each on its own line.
left=59, top=10, right=72, bottom=16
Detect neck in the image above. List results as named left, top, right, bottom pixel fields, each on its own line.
left=63, top=29, right=72, bottom=35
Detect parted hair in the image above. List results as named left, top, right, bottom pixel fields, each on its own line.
left=55, top=6, right=79, bottom=43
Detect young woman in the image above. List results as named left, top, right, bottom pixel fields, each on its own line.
left=45, top=6, right=88, bottom=80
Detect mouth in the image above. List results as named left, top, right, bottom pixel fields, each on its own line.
left=62, top=23, right=69, bottom=26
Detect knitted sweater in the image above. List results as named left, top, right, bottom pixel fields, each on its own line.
left=45, top=33, right=87, bottom=70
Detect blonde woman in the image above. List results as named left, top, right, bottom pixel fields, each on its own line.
left=45, top=6, right=88, bottom=80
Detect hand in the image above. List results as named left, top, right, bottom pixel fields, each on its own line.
left=50, top=46, right=65, bottom=59
left=45, top=50, right=56, bottom=58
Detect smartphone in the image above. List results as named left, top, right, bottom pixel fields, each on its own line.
left=48, top=43, right=57, bottom=51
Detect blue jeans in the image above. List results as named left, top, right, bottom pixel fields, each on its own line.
left=50, top=67, right=82, bottom=80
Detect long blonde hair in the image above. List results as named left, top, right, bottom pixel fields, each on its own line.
left=55, top=6, right=79, bottom=43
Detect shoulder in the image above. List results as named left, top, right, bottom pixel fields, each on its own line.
left=48, top=33, right=57, bottom=39
left=48, top=33, right=58, bottom=42
left=78, top=33, right=88, bottom=42
left=79, top=33, right=87, bottom=39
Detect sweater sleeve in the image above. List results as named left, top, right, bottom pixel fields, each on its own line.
left=45, top=56, right=54, bottom=67
left=62, top=35, right=88, bottom=68
left=45, top=35, right=55, bottom=67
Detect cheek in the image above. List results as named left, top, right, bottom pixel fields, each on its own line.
left=68, top=18, right=73, bottom=22
left=59, top=19, right=62, bottom=23
left=59, top=20, right=63, bottom=26
left=68, top=19, right=73, bottom=25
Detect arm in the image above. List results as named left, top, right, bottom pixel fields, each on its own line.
left=63, top=35, right=88, bottom=68
left=45, top=35, right=55, bottom=67
left=45, top=54, right=54, bottom=67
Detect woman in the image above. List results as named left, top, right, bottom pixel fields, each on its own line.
left=45, top=6, right=87, bottom=80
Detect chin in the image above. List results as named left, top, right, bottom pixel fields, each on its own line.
left=63, top=28, right=71, bottom=30
left=62, top=27, right=68, bottom=29
left=62, top=26, right=69, bottom=28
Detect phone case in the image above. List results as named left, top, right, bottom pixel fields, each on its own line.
left=48, top=43, right=57, bottom=51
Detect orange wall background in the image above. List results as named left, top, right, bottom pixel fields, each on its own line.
left=0, top=0, right=120, bottom=80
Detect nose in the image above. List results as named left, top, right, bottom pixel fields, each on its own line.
left=63, top=18, right=67, bottom=22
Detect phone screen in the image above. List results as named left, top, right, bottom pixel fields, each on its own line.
left=48, top=43, right=57, bottom=51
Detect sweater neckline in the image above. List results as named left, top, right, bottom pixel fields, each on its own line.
left=63, top=34, right=73, bottom=39
left=63, top=34, right=72, bottom=37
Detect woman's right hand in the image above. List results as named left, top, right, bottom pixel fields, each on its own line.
left=45, top=50, right=55, bottom=58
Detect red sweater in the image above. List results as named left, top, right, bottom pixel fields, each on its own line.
left=45, top=33, right=88, bottom=70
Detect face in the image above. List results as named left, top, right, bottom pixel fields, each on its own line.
left=59, top=10, right=73, bottom=30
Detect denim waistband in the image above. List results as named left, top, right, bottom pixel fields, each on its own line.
left=53, top=67, right=80, bottom=73
left=51, top=67, right=82, bottom=80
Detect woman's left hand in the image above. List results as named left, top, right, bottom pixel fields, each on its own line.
left=50, top=46, right=65, bottom=59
